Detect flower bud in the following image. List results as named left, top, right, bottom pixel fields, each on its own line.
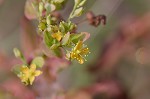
left=13, top=48, right=21, bottom=58
left=72, top=7, right=83, bottom=18
left=39, top=2, right=44, bottom=15
left=46, top=15, right=51, bottom=25
left=75, top=0, right=81, bottom=5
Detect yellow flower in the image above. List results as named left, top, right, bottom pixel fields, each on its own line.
left=51, top=31, right=63, bottom=41
left=70, top=41, right=90, bottom=64
left=17, top=64, right=42, bottom=85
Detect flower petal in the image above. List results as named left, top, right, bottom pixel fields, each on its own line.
left=20, top=66, right=29, bottom=73
left=34, top=70, right=42, bottom=76
left=77, top=55, right=84, bottom=64
left=29, top=76, right=35, bottom=85
left=74, top=41, right=83, bottom=51
left=51, top=31, right=62, bottom=41
left=71, top=51, right=77, bottom=59
left=30, top=64, right=36, bottom=72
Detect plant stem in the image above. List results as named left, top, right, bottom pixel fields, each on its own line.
left=68, top=3, right=77, bottom=21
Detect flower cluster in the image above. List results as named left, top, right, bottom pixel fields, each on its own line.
left=13, top=0, right=92, bottom=86
left=36, top=0, right=90, bottom=64
left=17, top=64, right=42, bottom=85
left=13, top=48, right=44, bottom=85
left=69, top=41, right=90, bottom=64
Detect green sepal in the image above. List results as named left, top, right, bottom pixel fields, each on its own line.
left=38, top=22, right=47, bottom=31
left=59, top=21, right=76, bottom=33
left=61, top=32, right=70, bottom=45
left=59, top=21, right=66, bottom=33
left=12, top=64, right=22, bottom=75
left=31, top=56, right=45, bottom=68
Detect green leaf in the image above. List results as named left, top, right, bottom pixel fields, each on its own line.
left=59, top=22, right=66, bottom=33
left=59, top=21, right=76, bottom=33
left=61, top=32, right=70, bottom=45
left=39, top=2, right=44, bottom=15
left=44, top=3, right=56, bottom=13
left=78, top=0, right=86, bottom=7
left=70, top=32, right=90, bottom=44
left=31, top=56, right=44, bottom=68
left=45, top=3, right=51, bottom=14
left=70, top=33, right=84, bottom=43
left=44, top=31, right=53, bottom=48
left=50, top=42, right=60, bottom=50
left=69, top=0, right=86, bottom=20
left=68, top=21, right=76, bottom=31
left=71, top=7, right=83, bottom=18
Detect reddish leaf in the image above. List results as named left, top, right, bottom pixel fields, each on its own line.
left=24, top=0, right=37, bottom=20
left=81, top=32, right=90, bottom=42
left=20, top=16, right=38, bottom=56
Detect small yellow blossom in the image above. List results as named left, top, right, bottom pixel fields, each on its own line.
left=17, top=64, right=42, bottom=85
left=70, top=41, right=90, bottom=64
left=51, top=31, right=63, bottom=41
